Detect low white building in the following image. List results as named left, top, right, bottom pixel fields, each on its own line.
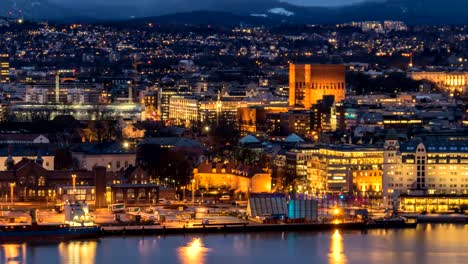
left=71, top=142, right=136, bottom=172
left=0, top=134, right=50, bottom=144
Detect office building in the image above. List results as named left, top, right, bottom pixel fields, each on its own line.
left=158, top=87, right=179, bottom=121
left=286, top=144, right=383, bottom=194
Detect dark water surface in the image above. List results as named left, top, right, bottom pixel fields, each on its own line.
left=1, top=224, right=468, bottom=264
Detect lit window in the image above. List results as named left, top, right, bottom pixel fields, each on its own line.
left=38, top=176, right=45, bottom=187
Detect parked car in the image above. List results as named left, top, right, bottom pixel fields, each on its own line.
left=219, top=195, right=230, bottom=201
left=158, top=199, right=171, bottom=205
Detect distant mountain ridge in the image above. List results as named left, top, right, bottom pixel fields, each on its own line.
left=0, top=0, right=467, bottom=25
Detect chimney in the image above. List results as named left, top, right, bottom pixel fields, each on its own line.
left=93, top=166, right=107, bottom=208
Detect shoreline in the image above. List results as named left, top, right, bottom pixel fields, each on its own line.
left=2, top=221, right=468, bottom=243
left=402, top=214, right=468, bottom=223
left=100, top=221, right=415, bottom=237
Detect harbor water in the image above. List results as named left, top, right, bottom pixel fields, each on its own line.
left=1, top=224, right=468, bottom=264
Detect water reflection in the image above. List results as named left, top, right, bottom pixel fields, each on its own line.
left=58, top=240, right=97, bottom=264
left=178, top=237, right=211, bottom=264
left=0, top=244, right=26, bottom=264
left=329, top=229, right=346, bottom=264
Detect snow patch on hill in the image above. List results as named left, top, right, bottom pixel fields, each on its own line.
left=268, top=7, right=294, bottom=17
left=251, top=13, right=268, bottom=17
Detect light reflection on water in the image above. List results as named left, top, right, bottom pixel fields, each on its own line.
left=329, top=229, right=346, bottom=264
left=1, top=224, right=468, bottom=264
left=0, top=244, right=27, bottom=264
left=178, top=237, right=211, bottom=264
left=58, top=241, right=97, bottom=264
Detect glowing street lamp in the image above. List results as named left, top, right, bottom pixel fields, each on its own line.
left=333, top=208, right=340, bottom=216
left=9, top=183, right=15, bottom=205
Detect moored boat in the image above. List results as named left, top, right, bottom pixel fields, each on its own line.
left=367, top=216, right=418, bottom=229
left=0, top=224, right=101, bottom=243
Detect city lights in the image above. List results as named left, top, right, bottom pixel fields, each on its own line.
left=0, top=2, right=466, bottom=263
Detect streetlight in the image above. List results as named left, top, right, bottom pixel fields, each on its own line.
left=71, top=174, right=77, bottom=201
left=123, top=141, right=130, bottom=149
left=191, top=179, right=196, bottom=205
left=9, top=183, right=15, bottom=206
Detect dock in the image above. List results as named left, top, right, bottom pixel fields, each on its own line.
left=99, top=221, right=416, bottom=236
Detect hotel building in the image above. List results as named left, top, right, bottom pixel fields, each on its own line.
left=383, top=137, right=468, bottom=208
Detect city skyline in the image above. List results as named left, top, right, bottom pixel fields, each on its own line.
left=0, top=2, right=467, bottom=263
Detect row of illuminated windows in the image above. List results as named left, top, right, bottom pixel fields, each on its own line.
left=427, top=166, right=468, bottom=170
left=428, top=159, right=468, bottom=164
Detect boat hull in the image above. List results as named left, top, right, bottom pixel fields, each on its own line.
left=0, top=227, right=101, bottom=243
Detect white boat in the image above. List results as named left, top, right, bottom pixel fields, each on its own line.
left=109, top=203, right=126, bottom=213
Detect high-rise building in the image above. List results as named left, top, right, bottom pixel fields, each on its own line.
left=0, top=54, right=10, bottom=83
left=158, top=87, right=179, bottom=121
left=310, top=95, right=346, bottom=133
left=289, top=64, right=346, bottom=109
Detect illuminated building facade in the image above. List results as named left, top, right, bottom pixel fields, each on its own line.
left=407, top=71, right=468, bottom=95
left=286, top=144, right=383, bottom=194
left=318, top=145, right=383, bottom=193
left=169, top=95, right=199, bottom=126
left=142, top=91, right=158, bottom=120
left=289, top=64, right=346, bottom=108
left=8, top=102, right=142, bottom=121
left=383, top=138, right=468, bottom=208
left=310, top=95, right=346, bottom=133
left=0, top=160, right=107, bottom=203
left=71, top=142, right=136, bottom=172
left=158, top=87, right=179, bottom=121
left=285, top=145, right=328, bottom=195
left=238, top=106, right=289, bottom=135
left=193, top=161, right=271, bottom=194
left=169, top=95, right=247, bottom=128
left=200, top=97, right=247, bottom=126
left=279, top=110, right=311, bottom=137
left=0, top=54, right=9, bottom=83
left=352, top=169, right=383, bottom=197
left=24, top=84, right=105, bottom=104
left=382, top=115, right=423, bottom=129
